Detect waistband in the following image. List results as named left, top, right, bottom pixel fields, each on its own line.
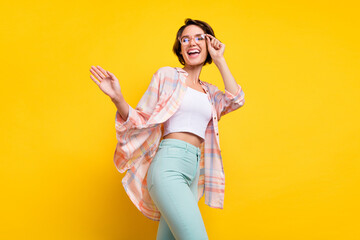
left=159, top=138, right=201, bottom=155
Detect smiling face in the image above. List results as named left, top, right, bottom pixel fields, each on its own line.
left=180, top=25, right=208, bottom=67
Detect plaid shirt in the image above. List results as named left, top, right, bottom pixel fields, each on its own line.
left=114, top=66, right=245, bottom=221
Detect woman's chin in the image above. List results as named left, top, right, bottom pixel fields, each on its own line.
left=184, top=60, right=206, bottom=67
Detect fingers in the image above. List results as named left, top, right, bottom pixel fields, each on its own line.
left=106, top=70, right=117, bottom=80
left=91, top=66, right=106, bottom=79
left=205, top=34, right=218, bottom=41
left=90, top=68, right=103, bottom=82
left=218, top=42, right=225, bottom=50
left=211, top=38, right=216, bottom=47
left=205, top=34, right=214, bottom=39
left=97, top=65, right=110, bottom=78
left=205, top=35, right=213, bottom=49
left=89, top=66, right=115, bottom=87
left=205, top=34, right=221, bottom=50
left=212, top=37, right=220, bottom=49
left=215, top=41, right=221, bottom=49
left=89, top=74, right=100, bottom=86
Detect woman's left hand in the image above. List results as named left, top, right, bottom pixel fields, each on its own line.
left=205, top=34, right=225, bottom=62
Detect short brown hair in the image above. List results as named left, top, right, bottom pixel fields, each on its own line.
left=173, top=18, right=216, bottom=66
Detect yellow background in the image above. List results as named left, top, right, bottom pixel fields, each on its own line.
left=1, top=0, right=359, bottom=239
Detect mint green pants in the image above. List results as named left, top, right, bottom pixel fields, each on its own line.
left=147, top=138, right=208, bottom=240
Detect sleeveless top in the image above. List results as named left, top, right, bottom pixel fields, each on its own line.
left=163, top=87, right=213, bottom=139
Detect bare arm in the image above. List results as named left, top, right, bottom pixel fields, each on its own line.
left=205, top=34, right=240, bottom=95
left=111, top=94, right=129, bottom=121
left=213, top=57, right=239, bottom=95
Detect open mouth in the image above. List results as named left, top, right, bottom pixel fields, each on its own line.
left=187, top=49, right=201, bottom=57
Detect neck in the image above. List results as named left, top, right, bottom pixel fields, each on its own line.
left=183, top=64, right=203, bottom=84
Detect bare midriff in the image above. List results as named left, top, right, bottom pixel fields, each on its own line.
left=162, top=132, right=204, bottom=148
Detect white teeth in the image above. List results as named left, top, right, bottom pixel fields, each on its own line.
left=188, top=50, right=200, bottom=54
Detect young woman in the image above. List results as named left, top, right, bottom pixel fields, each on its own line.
left=90, top=18, right=245, bottom=240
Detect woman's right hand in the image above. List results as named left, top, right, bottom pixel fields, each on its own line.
left=89, top=66, right=122, bottom=101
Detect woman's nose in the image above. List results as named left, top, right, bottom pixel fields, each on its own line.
left=189, top=37, right=197, bottom=46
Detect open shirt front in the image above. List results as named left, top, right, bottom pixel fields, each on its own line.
left=114, top=66, right=245, bottom=221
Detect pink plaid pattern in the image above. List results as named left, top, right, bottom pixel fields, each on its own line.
left=113, top=66, right=245, bottom=221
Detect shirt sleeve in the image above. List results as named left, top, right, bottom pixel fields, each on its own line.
left=208, top=82, right=245, bottom=121
left=115, top=71, right=160, bottom=133
left=113, top=69, right=162, bottom=173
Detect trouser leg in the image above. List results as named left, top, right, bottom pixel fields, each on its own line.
left=156, top=215, right=175, bottom=240
left=147, top=139, right=207, bottom=240
left=155, top=164, right=201, bottom=240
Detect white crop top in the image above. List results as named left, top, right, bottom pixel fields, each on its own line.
left=163, top=87, right=212, bottom=140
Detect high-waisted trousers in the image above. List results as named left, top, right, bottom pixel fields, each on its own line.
left=147, top=138, right=209, bottom=240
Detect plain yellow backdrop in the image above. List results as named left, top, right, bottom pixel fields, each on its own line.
left=1, top=0, right=359, bottom=239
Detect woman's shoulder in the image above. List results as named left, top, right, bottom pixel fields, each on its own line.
left=152, top=66, right=181, bottom=84
left=154, top=66, right=177, bottom=76
left=200, top=80, right=219, bottom=91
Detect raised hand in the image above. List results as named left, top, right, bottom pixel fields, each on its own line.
left=205, top=34, right=225, bottom=62
left=89, top=66, right=122, bottom=101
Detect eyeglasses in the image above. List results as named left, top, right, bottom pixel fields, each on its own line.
left=179, top=34, right=206, bottom=45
